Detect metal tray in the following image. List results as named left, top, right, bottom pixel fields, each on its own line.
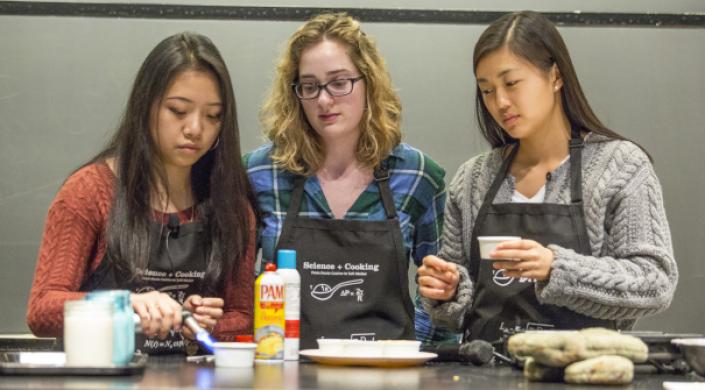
left=0, top=352, right=147, bottom=376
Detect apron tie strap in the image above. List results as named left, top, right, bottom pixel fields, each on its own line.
left=276, top=175, right=308, bottom=259
left=374, top=166, right=397, bottom=220
left=568, top=130, right=584, bottom=204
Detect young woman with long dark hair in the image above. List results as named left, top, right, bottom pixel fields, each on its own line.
left=27, top=32, right=255, bottom=354
left=418, top=11, right=677, bottom=347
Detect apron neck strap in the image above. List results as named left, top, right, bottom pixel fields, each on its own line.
left=484, top=129, right=585, bottom=205
left=374, top=166, right=397, bottom=219
left=286, top=175, right=307, bottom=221
left=568, top=128, right=584, bottom=204
left=287, top=167, right=397, bottom=220
left=482, top=144, right=519, bottom=206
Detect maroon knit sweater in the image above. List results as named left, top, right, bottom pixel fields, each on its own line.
left=27, top=162, right=255, bottom=341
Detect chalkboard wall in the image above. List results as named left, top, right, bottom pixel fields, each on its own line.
left=1, top=0, right=703, bottom=334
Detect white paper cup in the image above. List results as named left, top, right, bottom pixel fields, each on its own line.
left=381, top=340, right=421, bottom=356
left=477, top=236, right=522, bottom=260
left=214, top=342, right=256, bottom=368
left=316, top=338, right=347, bottom=355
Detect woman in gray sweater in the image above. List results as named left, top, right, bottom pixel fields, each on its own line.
left=417, top=11, right=677, bottom=345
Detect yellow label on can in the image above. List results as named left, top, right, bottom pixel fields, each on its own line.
left=254, top=269, right=285, bottom=361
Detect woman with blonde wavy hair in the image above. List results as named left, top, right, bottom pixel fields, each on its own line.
left=245, top=12, right=452, bottom=349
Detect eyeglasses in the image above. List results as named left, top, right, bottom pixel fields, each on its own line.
left=292, top=76, right=364, bottom=100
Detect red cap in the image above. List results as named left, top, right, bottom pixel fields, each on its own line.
left=236, top=334, right=254, bottom=342
left=264, top=263, right=277, bottom=272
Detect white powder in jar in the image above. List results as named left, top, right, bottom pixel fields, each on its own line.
left=63, top=299, right=114, bottom=366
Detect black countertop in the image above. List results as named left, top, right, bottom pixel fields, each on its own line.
left=0, top=355, right=702, bottom=390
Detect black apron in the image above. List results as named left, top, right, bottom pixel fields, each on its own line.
left=464, top=131, right=615, bottom=345
left=80, top=210, right=208, bottom=355
left=275, top=167, right=415, bottom=349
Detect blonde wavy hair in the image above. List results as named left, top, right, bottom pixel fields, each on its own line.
left=261, top=13, right=402, bottom=175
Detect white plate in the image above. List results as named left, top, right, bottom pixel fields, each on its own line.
left=299, top=349, right=437, bottom=367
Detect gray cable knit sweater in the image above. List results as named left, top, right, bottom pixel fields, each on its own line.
left=421, top=133, right=678, bottom=331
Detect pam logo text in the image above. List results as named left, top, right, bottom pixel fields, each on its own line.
left=260, top=284, right=284, bottom=301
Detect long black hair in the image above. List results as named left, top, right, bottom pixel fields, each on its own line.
left=473, top=11, right=649, bottom=158
left=88, top=32, right=254, bottom=294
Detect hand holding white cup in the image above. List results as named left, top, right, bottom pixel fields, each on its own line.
left=477, top=236, right=522, bottom=260
left=479, top=237, right=555, bottom=281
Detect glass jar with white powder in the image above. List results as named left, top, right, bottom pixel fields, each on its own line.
left=63, top=299, right=114, bottom=366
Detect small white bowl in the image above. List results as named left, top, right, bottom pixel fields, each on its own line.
left=381, top=340, right=421, bottom=356
left=317, top=338, right=347, bottom=355
left=477, top=236, right=521, bottom=260
left=345, top=340, right=382, bottom=357
left=213, top=342, right=256, bottom=368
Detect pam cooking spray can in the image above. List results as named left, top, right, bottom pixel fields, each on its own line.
left=254, top=262, right=285, bottom=363
left=276, top=249, right=300, bottom=360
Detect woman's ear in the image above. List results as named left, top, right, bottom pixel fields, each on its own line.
left=551, top=63, right=563, bottom=92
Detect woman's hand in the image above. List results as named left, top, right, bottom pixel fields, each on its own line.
left=181, top=295, right=224, bottom=340
left=417, top=255, right=460, bottom=301
left=490, top=239, right=554, bottom=281
left=131, top=291, right=183, bottom=340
